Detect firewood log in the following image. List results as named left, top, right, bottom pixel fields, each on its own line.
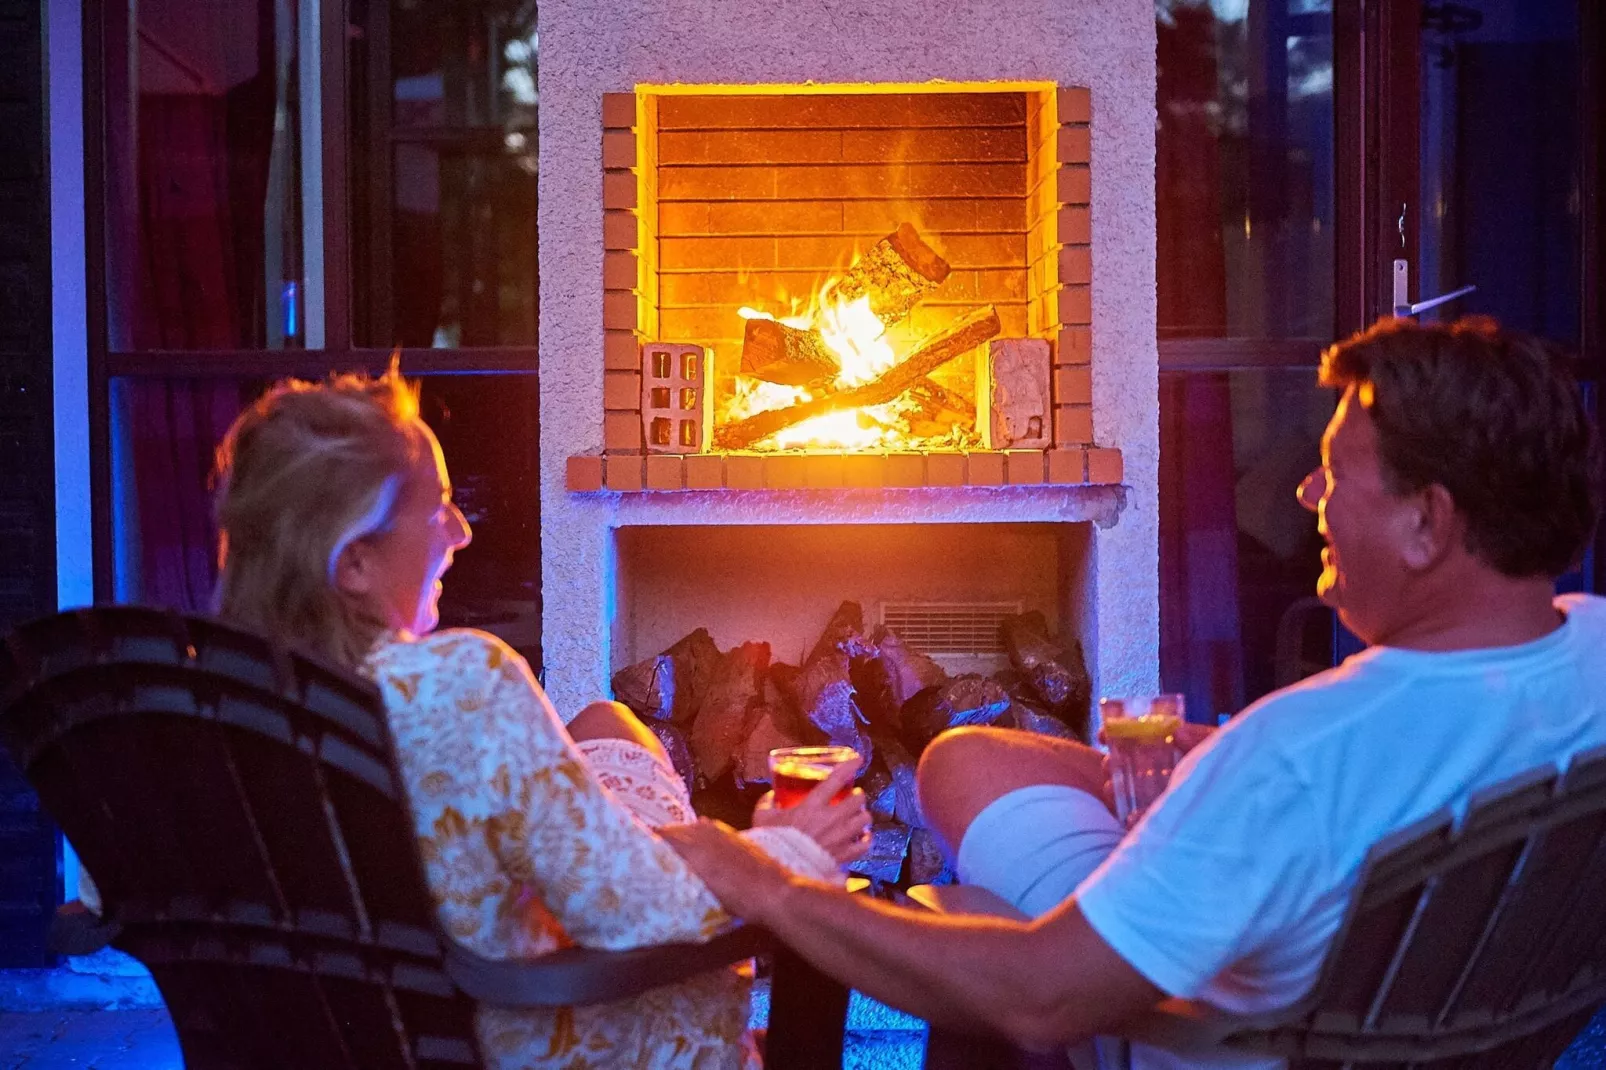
left=734, top=702, right=814, bottom=787
left=852, top=625, right=947, bottom=735
left=908, top=380, right=975, bottom=421
left=714, top=305, right=1002, bottom=450
left=739, top=318, right=840, bottom=386
left=847, top=820, right=913, bottom=884
left=872, top=732, right=926, bottom=829
left=1000, top=611, right=1091, bottom=741
left=1007, top=702, right=1080, bottom=741
left=647, top=720, right=696, bottom=794
left=900, top=674, right=1012, bottom=754
left=611, top=654, right=675, bottom=721
left=832, top=222, right=952, bottom=326
left=809, top=601, right=873, bottom=663
left=663, top=627, right=723, bottom=727
left=907, top=827, right=954, bottom=886
left=788, top=650, right=871, bottom=763
left=689, top=641, right=769, bottom=780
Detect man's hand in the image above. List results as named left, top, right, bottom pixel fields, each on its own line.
left=660, top=819, right=799, bottom=922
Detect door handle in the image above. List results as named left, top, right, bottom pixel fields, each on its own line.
left=1392, top=258, right=1476, bottom=318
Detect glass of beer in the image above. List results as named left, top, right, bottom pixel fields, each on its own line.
left=1101, top=694, right=1185, bottom=828
left=768, top=745, right=860, bottom=809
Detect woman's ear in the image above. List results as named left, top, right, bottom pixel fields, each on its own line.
left=332, top=539, right=378, bottom=598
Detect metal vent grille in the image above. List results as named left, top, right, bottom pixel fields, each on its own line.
left=879, top=602, right=1023, bottom=656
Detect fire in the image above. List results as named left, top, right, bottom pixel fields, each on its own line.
left=725, top=280, right=937, bottom=451
left=715, top=223, right=989, bottom=454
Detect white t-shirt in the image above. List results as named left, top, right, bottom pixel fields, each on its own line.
left=1077, top=593, right=1606, bottom=1068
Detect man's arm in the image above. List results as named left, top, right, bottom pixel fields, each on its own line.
left=661, top=820, right=1162, bottom=1049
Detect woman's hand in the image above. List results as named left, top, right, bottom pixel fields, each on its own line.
left=751, top=760, right=872, bottom=864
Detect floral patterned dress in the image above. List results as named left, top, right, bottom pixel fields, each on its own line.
left=362, top=628, right=836, bottom=1070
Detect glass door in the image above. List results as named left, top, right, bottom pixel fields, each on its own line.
left=1397, top=0, right=1584, bottom=340
left=1382, top=0, right=1594, bottom=595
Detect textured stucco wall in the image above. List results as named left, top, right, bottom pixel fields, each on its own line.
left=537, top=0, right=1159, bottom=715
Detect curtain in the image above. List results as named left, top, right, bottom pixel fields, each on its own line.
left=126, top=4, right=275, bottom=609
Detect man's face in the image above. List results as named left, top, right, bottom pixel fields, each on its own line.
left=1297, top=387, right=1422, bottom=644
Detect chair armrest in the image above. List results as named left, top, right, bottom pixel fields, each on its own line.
left=49, top=901, right=122, bottom=956
left=907, top=883, right=1031, bottom=922
left=1119, top=999, right=1256, bottom=1054
left=445, top=922, right=774, bottom=1008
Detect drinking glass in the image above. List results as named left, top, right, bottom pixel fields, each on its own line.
left=1101, top=694, right=1185, bottom=828
left=768, top=745, right=859, bottom=809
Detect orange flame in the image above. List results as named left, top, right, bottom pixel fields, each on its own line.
left=725, top=276, right=937, bottom=451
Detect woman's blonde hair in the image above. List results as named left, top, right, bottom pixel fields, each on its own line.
left=212, top=365, right=425, bottom=667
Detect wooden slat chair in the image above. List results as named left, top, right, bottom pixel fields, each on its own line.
left=913, top=745, right=1606, bottom=1069
left=0, top=606, right=849, bottom=1070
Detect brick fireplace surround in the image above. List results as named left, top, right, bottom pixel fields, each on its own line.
left=538, top=0, right=1158, bottom=716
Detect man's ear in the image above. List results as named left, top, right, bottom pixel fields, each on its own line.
left=333, top=539, right=378, bottom=599
left=1401, top=483, right=1463, bottom=571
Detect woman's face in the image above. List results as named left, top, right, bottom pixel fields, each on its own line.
left=348, top=425, right=472, bottom=636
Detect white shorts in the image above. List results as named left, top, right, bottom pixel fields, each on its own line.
left=955, top=784, right=1125, bottom=919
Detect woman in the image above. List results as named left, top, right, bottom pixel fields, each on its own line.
left=209, top=367, right=871, bottom=1068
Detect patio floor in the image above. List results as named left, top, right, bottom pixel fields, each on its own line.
left=2, top=1004, right=1604, bottom=1069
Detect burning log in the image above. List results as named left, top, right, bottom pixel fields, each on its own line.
left=901, top=674, right=1013, bottom=754
left=689, top=641, right=769, bottom=780
left=832, top=223, right=953, bottom=326
left=715, top=304, right=1002, bottom=450
left=908, top=380, right=975, bottom=421
left=1001, top=612, right=1091, bottom=741
left=739, top=318, right=839, bottom=387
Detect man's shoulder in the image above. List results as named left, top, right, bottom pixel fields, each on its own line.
left=1231, top=654, right=1403, bottom=732
left=1558, top=592, right=1606, bottom=636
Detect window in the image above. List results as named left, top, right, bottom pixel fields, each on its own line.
left=91, top=0, right=543, bottom=669
left=1156, top=0, right=1337, bottom=719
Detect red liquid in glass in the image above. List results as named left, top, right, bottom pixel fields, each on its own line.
left=771, top=763, right=853, bottom=808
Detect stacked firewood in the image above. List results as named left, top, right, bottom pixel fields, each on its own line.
left=610, top=602, right=1091, bottom=887
left=721, top=223, right=995, bottom=450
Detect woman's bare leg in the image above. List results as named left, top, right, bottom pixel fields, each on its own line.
left=916, top=726, right=1108, bottom=859
left=566, top=700, right=670, bottom=765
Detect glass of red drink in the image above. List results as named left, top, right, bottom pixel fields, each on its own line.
left=768, top=745, right=859, bottom=809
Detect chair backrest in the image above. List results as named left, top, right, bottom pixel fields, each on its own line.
left=1226, top=745, right=1606, bottom=1068
left=0, top=607, right=482, bottom=1069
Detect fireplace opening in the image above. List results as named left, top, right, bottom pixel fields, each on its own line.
left=583, top=81, right=1111, bottom=492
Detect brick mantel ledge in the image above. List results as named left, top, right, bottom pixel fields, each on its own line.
left=567, top=447, right=1123, bottom=494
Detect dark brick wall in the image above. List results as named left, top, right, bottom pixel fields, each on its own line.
left=0, top=0, right=60, bottom=968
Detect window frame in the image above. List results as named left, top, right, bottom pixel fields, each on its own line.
left=82, top=0, right=540, bottom=602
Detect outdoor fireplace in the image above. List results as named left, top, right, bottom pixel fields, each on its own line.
left=537, top=0, right=1159, bottom=804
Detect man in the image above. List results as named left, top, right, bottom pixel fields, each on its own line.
left=662, top=317, right=1606, bottom=1063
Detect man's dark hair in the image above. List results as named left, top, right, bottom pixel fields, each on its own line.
left=1320, top=316, right=1602, bottom=579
